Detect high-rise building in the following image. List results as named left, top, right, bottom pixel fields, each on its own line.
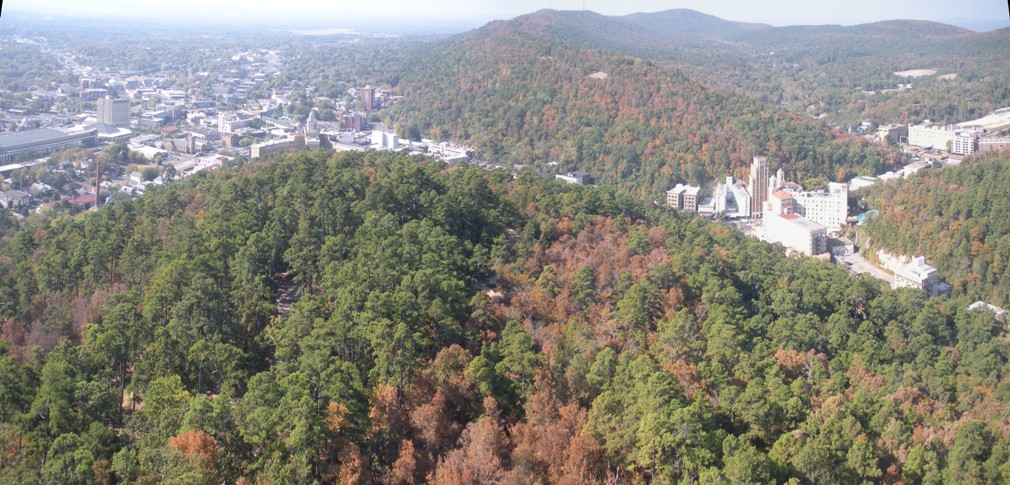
left=361, top=85, right=376, bottom=111
left=748, top=156, right=768, bottom=215
left=97, top=97, right=131, bottom=127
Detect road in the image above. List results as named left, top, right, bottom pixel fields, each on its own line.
left=840, top=252, right=893, bottom=284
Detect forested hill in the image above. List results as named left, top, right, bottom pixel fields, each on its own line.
left=2, top=149, right=1010, bottom=483
left=384, top=10, right=900, bottom=195
left=431, top=10, right=1010, bottom=129
left=622, top=9, right=771, bottom=37
left=861, top=151, right=1010, bottom=307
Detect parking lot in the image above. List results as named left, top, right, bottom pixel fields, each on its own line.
left=839, top=252, right=893, bottom=283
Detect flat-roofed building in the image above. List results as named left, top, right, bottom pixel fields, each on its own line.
left=763, top=212, right=827, bottom=256
left=666, top=183, right=701, bottom=211
left=878, top=124, right=908, bottom=145
left=968, top=301, right=1008, bottom=320
left=715, top=176, right=751, bottom=219
left=908, top=122, right=980, bottom=155
left=892, top=256, right=940, bottom=296
left=0, top=128, right=98, bottom=163
left=788, top=182, right=848, bottom=233
left=849, top=176, right=878, bottom=191
left=555, top=171, right=594, bottom=185
left=979, top=136, right=1010, bottom=153
left=97, top=96, right=131, bottom=127
left=879, top=251, right=941, bottom=296
left=0, top=190, right=31, bottom=209
left=250, top=137, right=304, bottom=159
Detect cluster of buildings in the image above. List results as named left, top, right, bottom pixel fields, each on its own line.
left=877, top=107, right=1010, bottom=155
left=667, top=156, right=849, bottom=256
left=665, top=156, right=960, bottom=299
left=907, top=123, right=985, bottom=155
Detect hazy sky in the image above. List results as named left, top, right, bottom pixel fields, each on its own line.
left=2, top=0, right=1008, bottom=29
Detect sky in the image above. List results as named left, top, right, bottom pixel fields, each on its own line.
left=2, top=0, right=1008, bottom=31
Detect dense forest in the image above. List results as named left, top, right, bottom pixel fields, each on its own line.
left=383, top=13, right=903, bottom=196
left=861, top=151, right=1010, bottom=307
left=0, top=149, right=1009, bottom=484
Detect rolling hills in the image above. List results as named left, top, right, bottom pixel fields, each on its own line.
left=384, top=9, right=902, bottom=194
left=394, top=9, right=1010, bottom=130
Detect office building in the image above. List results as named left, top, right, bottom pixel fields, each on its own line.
left=428, top=141, right=474, bottom=160
left=370, top=130, right=399, bottom=150
left=97, top=97, right=131, bottom=127
left=251, top=137, right=304, bottom=159
left=893, top=256, right=940, bottom=296
left=342, top=112, right=367, bottom=131
left=748, top=156, right=768, bottom=216
left=361, top=85, right=376, bottom=111
left=666, top=184, right=701, bottom=211
left=218, top=113, right=251, bottom=133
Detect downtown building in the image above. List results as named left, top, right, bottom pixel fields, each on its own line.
left=762, top=189, right=828, bottom=256
left=97, top=96, right=131, bottom=127
left=785, top=182, right=849, bottom=233
left=748, top=156, right=768, bottom=217
left=908, top=122, right=981, bottom=155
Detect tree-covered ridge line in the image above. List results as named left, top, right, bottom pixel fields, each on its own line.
left=861, top=150, right=1010, bottom=308
left=0, top=149, right=1008, bottom=483
left=383, top=13, right=903, bottom=197
left=473, top=10, right=1010, bottom=129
